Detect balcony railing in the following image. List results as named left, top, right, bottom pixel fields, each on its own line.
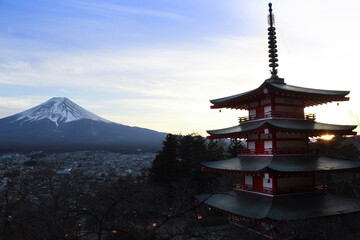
left=228, top=215, right=276, bottom=239
left=238, top=111, right=316, bottom=122
left=237, top=148, right=320, bottom=155
left=233, top=183, right=327, bottom=195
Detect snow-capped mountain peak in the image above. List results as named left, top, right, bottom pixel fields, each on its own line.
left=15, top=97, right=110, bottom=126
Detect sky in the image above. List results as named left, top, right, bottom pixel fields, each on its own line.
left=1, top=0, right=360, bottom=135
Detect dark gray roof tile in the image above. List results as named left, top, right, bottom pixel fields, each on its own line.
left=195, top=191, right=360, bottom=220
left=207, top=119, right=356, bottom=136
left=210, top=81, right=350, bottom=108
left=202, top=156, right=360, bottom=172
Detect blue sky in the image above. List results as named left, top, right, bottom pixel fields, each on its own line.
left=1, top=0, right=360, bottom=135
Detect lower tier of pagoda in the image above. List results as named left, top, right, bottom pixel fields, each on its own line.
left=195, top=191, right=360, bottom=221
left=201, top=155, right=360, bottom=196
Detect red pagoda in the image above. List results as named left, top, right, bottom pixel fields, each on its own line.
left=196, top=3, right=360, bottom=239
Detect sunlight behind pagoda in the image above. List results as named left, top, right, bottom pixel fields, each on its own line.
left=319, top=134, right=335, bottom=141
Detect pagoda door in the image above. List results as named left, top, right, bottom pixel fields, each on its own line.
left=256, top=107, right=264, bottom=118
left=255, top=141, right=264, bottom=154
left=253, top=176, right=263, bottom=191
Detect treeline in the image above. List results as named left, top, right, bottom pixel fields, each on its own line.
left=149, top=134, right=229, bottom=186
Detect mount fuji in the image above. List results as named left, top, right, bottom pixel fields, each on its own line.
left=0, top=97, right=166, bottom=152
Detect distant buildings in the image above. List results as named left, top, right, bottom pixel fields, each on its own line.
left=0, top=151, right=156, bottom=198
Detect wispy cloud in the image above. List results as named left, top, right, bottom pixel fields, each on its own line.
left=72, top=1, right=188, bottom=20
left=0, top=38, right=267, bottom=98
left=0, top=97, right=49, bottom=116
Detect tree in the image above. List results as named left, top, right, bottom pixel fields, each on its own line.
left=178, top=134, right=207, bottom=178
left=227, top=138, right=244, bottom=158
left=150, top=133, right=226, bottom=187
left=149, top=134, right=180, bottom=185
left=207, top=139, right=227, bottom=161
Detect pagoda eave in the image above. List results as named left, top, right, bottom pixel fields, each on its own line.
left=195, top=191, right=360, bottom=221
left=207, top=130, right=356, bottom=140
left=211, top=96, right=349, bottom=110
left=207, top=134, right=246, bottom=140
left=206, top=119, right=356, bottom=138
left=210, top=81, right=350, bottom=109
left=202, top=166, right=360, bottom=176
left=201, top=156, right=360, bottom=173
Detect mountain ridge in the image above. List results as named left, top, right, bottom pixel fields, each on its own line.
left=0, top=97, right=166, bottom=153
left=13, top=97, right=110, bottom=126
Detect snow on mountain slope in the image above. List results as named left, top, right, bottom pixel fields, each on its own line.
left=15, top=97, right=110, bottom=126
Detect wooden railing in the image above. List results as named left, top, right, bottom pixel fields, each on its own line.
left=238, top=148, right=273, bottom=154
left=228, top=215, right=276, bottom=239
left=233, top=183, right=327, bottom=195
left=238, top=111, right=316, bottom=122
left=237, top=148, right=319, bottom=155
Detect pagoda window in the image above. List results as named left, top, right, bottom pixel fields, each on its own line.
left=245, top=175, right=253, bottom=185
left=263, top=177, right=273, bottom=189
left=248, top=141, right=256, bottom=149
left=249, top=109, right=256, bottom=119
left=264, top=140, right=272, bottom=149
left=264, top=105, right=272, bottom=117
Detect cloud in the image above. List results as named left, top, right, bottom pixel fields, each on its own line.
left=0, top=97, right=49, bottom=116
left=73, top=1, right=188, bottom=20
left=0, top=36, right=268, bottom=98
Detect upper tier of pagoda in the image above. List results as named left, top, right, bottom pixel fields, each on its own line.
left=210, top=79, right=350, bottom=110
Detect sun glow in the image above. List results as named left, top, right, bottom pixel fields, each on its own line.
left=320, top=135, right=335, bottom=141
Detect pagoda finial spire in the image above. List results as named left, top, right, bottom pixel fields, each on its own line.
left=268, top=2, right=279, bottom=79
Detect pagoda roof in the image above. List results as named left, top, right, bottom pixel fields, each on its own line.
left=210, top=80, right=350, bottom=109
left=201, top=156, right=360, bottom=173
left=195, top=191, right=360, bottom=220
left=207, top=119, right=356, bottom=138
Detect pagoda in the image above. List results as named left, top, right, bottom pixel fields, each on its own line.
left=196, top=3, right=360, bottom=239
